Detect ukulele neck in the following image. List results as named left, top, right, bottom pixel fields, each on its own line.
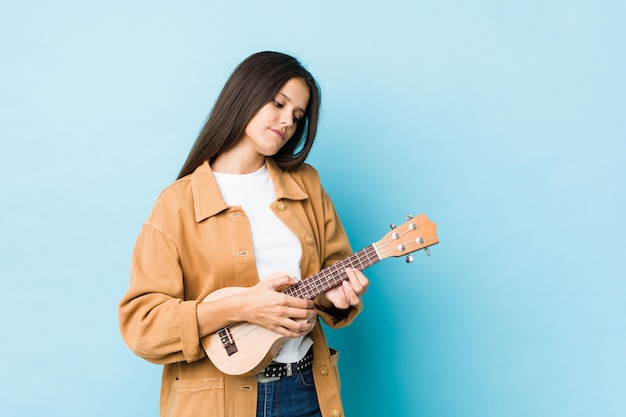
left=283, top=245, right=380, bottom=300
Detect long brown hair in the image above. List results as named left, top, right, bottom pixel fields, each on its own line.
left=177, top=51, right=321, bottom=179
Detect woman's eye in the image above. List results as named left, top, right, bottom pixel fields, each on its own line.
left=274, top=98, right=302, bottom=123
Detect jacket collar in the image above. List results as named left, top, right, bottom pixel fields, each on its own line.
left=191, top=158, right=308, bottom=223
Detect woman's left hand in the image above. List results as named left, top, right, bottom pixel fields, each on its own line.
left=323, top=268, right=369, bottom=310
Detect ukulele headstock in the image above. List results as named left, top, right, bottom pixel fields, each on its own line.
left=374, top=214, right=439, bottom=262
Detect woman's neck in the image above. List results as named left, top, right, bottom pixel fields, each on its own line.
left=211, top=149, right=265, bottom=174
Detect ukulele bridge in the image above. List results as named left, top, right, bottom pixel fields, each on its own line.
left=217, top=327, right=238, bottom=356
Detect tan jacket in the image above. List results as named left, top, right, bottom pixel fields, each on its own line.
left=119, top=159, right=362, bottom=417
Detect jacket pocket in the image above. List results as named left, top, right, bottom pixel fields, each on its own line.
left=164, top=377, right=224, bottom=417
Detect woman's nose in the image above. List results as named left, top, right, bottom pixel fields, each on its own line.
left=279, top=110, right=294, bottom=126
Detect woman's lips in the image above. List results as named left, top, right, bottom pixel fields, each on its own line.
left=271, top=129, right=285, bottom=140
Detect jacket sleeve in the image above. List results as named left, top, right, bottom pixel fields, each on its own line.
left=118, top=204, right=205, bottom=365
left=314, top=189, right=364, bottom=328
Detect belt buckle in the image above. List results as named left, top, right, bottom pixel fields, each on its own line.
left=285, top=362, right=293, bottom=377
left=255, top=373, right=281, bottom=384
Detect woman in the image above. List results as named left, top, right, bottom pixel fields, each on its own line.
left=119, top=51, right=369, bottom=417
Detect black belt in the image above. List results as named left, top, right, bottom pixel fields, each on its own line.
left=260, top=350, right=314, bottom=379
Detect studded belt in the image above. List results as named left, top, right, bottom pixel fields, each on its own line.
left=256, top=351, right=314, bottom=383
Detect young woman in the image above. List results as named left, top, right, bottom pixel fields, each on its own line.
left=119, top=51, right=369, bottom=417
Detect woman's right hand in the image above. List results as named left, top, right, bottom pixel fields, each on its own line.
left=196, top=272, right=317, bottom=339
left=238, top=273, right=317, bottom=338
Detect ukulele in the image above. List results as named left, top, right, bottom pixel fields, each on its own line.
left=201, top=213, right=439, bottom=376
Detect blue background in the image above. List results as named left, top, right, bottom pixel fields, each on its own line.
left=1, top=1, right=624, bottom=416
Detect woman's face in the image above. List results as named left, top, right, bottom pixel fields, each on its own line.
left=241, top=77, right=310, bottom=158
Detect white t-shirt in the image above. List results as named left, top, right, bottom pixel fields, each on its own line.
left=213, top=164, right=313, bottom=363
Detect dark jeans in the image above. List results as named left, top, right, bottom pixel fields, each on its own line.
left=256, top=366, right=322, bottom=417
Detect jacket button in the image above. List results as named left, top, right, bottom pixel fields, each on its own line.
left=319, top=366, right=329, bottom=376
left=305, top=235, right=314, bottom=246
left=331, top=409, right=341, bottom=417
left=277, top=202, right=287, bottom=211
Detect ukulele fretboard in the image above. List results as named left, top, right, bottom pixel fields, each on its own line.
left=283, top=245, right=380, bottom=300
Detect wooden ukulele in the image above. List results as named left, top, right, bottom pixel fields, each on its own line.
left=201, top=213, right=439, bottom=376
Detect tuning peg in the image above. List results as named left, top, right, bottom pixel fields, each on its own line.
left=405, top=254, right=414, bottom=263
left=406, top=214, right=414, bottom=220
left=389, top=223, right=396, bottom=230
left=424, top=248, right=431, bottom=256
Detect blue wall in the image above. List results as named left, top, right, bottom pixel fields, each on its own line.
left=1, top=1, right=624, bottom=416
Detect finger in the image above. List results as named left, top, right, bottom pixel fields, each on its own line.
left=350, top=268, right=370, bottom=294
left=264, top=274, right=298, bottom=290
left=294, top=317, right=316, bottom=333
left=355, top=269, right=370, bottom=292
left=284, top=305, right=317, bottom=320
left=277, top=317, right=316, bottom=337
left=270, top=325, right=303, bottom=338
left=341, top=281, right=361, bottom=306
left=344, top=268, right=364, bottom=295
left=281, top=292, right=315, bottom=310
left=328, top=284, right=348, bottom=309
